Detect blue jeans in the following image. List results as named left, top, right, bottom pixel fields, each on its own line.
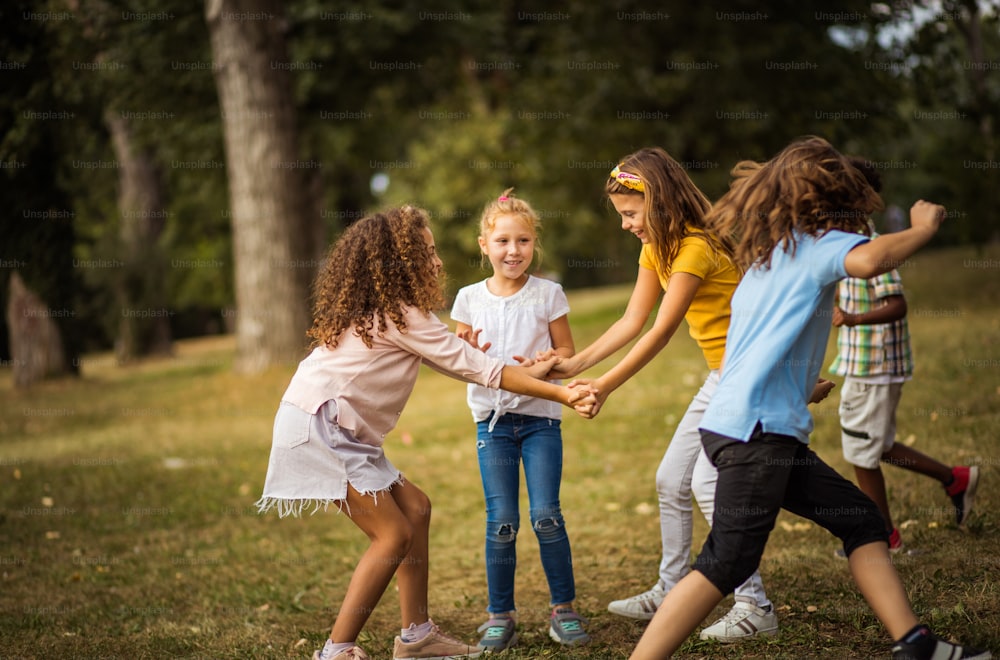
left=476, top=412, right=575, bottom=613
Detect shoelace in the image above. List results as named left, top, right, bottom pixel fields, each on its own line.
left=552, top=610, right=586, bottom=635
left=719, top=604, right=758, bottom=625
left=483, top=625, right=508, bottom=639
left=558, top=618, right=583, bottom=632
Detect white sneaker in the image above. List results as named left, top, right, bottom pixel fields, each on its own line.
left=699, top=598, right=778, bottom=642
left=607, top=583, right=666, bottom=620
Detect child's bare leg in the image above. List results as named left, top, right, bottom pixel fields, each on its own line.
left=854, top=465, right=894, bottom=530
left=330, top=484, right=416, bottom=643
left=629, top=571, right=723, bottom=660
left=882, top=444, right=952, bottom=482
left=388, top=479, right=432, bottom=627
left=847, top=541, right=918, bottom=639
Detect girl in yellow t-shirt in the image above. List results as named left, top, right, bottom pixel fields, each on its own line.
left=550, top=147, right=777, bottom=642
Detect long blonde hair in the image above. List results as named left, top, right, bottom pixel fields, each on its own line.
left=707, top=136, right=882, bottom=270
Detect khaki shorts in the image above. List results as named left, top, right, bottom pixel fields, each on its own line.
left=838, top=378, right=904, bottom=469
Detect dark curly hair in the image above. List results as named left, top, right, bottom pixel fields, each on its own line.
left=307, top=205, right=444, bottom=349
left=706, top=136, right=883, bottom=270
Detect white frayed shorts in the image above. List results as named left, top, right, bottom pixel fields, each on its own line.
left=256, top=399, right=402, bottom=517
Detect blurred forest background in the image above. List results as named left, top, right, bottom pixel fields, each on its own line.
left=2, top=0, right=998, bottom=382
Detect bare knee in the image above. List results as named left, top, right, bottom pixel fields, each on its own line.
left=376, top=520, right=415, bottom=558
left=404, top=490, right=431, bottom=531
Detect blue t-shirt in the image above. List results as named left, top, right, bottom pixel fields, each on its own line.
left=700, top=229, right=869, bottom=443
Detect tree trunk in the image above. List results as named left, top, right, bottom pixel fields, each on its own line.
left=205, top=0, right=314, bottom=373
left=6, top=273, right=68, bottom=388
left=105, top=112, right=173, bottom=363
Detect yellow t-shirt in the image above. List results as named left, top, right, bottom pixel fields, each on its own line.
left=638, top=234, right=739, bottom=370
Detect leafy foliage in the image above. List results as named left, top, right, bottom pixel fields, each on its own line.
left=1, top=0, right=997, bottom=358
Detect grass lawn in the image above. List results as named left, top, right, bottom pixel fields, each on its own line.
left=2, top=245, right=998, bottom=659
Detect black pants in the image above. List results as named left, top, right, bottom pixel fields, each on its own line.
left=692, top=429, right=888, bottom=595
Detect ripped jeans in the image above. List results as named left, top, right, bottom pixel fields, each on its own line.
left=476, top=412, right=574, bottom=613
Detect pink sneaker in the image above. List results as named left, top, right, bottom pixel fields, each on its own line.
left=392, top=619, right=483, bottom=659
left=313, top=644, right=370, bottom=660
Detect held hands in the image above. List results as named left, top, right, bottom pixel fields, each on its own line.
left=567, top=377, right=606, bottom=419
left=521, top=354, right=561, bottom=380
left=565, top=380, right=600, bottom=417
left=809, top=378, right=836, bottom=404
left=546, top=353, right=581, bottom=380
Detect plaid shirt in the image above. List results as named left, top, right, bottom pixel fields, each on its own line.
left=828, top=268, right=913, bottom=378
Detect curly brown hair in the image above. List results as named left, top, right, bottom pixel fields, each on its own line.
left=706, top=136, right=883, bottom=270
left=606, top=147, right=731, bottom=274
left=307, top=205, right=444, bottom=349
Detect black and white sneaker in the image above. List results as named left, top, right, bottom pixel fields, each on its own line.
left=891, top=624, right=991, bottom=660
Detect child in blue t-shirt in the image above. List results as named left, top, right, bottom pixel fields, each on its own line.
left=828, top=158, right=979, bottom=555
left=627, top=137, right=990, bottom=660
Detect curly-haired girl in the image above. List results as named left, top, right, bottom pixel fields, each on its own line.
left=630, top=137, right=989, bottom=660
left=256, top=206, right=593, bottom=660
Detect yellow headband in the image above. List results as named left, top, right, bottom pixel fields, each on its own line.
left=609, top=165, right=645, bottom=192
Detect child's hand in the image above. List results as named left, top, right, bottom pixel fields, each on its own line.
left=548, top=355, right=581, bottom=380
left=512, top=354, right=535, bottom=368
left=832, top=307, right=853, bottom=327
left=457, top=327, right=492, bottom=353
left=809, top=378, right=836, bottom=404
left=566, top=381, right=600, bottom=416
left=568, top=378, right=606, bottom=419
left=523, top=355, right=560, bottom=380
left=909, top=200, right=946, bottom=234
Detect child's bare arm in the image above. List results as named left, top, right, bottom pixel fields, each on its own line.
left=844, top=201, right=944, bottom=279
left=515, top=314, right=575, bottom=367
left=833, top=294, right=907, bottom=327
left=500, top=359, right=594, bottom=408
left=809, top=378, right=836, bottom=404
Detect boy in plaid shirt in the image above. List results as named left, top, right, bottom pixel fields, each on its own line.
left=829, top=159, right=980, bottom=553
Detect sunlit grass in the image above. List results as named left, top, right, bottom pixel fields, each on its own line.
left=1, top=245, right=998, bottom=659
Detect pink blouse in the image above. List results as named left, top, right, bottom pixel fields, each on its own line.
left=281, top=306, right=505, bottom=446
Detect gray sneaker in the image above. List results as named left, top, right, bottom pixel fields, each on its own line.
left=548, top=607, right=590, bottom=646
left=476, top=615, right=517, bottom=652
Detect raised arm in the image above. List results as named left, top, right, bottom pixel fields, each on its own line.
left=843, top=200, right=944, bottom=279
left=549, top=265, right=662, bottom=378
